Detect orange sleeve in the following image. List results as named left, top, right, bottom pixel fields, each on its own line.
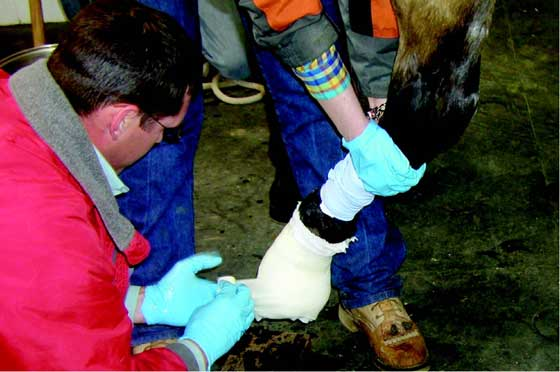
left=371, top=0, right=399, bottom=38
left=253, top=0, right=323, bottom=31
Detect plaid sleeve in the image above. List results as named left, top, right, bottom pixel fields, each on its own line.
left=293, top=44, right=351, bottom=100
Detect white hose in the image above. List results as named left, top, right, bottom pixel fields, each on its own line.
left=202, top=62, right=266, bottom=105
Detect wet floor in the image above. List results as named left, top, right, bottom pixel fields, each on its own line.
left=0, top=0, right=557, bottom=370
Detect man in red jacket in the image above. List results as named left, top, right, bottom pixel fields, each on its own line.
left=0, top=0, right=253, bottom=369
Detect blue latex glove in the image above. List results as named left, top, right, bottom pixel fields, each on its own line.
left=141, top=252, right=222, bottom=326
left=342, top=120, right=426, bottom=196
left=181, top=281, right=254, bottom=367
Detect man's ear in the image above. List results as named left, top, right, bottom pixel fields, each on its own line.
left=109, top=104, right=141, bottom=141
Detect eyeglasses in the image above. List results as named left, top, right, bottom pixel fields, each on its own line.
left=149, top=116, right=183, bottom=144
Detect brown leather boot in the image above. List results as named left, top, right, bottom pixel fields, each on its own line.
left=339, top=298, right=429, bottom=370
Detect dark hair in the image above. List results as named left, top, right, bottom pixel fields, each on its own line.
left=47, top=0, right=200, bottom=118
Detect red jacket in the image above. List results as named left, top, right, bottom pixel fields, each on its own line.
left=0, top=69, right=187, bottom=369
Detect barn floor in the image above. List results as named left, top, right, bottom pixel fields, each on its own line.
left=0, top=0, right=557, bottom=370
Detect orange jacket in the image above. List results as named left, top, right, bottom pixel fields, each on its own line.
left=239, top=0, right=398, bottom=66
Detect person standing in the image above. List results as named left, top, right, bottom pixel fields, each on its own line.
left=239, top=0, right=428, bottom=369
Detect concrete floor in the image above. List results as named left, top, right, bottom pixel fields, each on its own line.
left=1, top=0, right=557, bottom=370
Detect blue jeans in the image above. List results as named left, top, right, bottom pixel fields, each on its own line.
left=247, top=0, right=406, bottom=309
left=117, top=0, right=202, bottom=345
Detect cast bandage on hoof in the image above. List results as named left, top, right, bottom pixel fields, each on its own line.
left=239, top=205, right=355, bottom=323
